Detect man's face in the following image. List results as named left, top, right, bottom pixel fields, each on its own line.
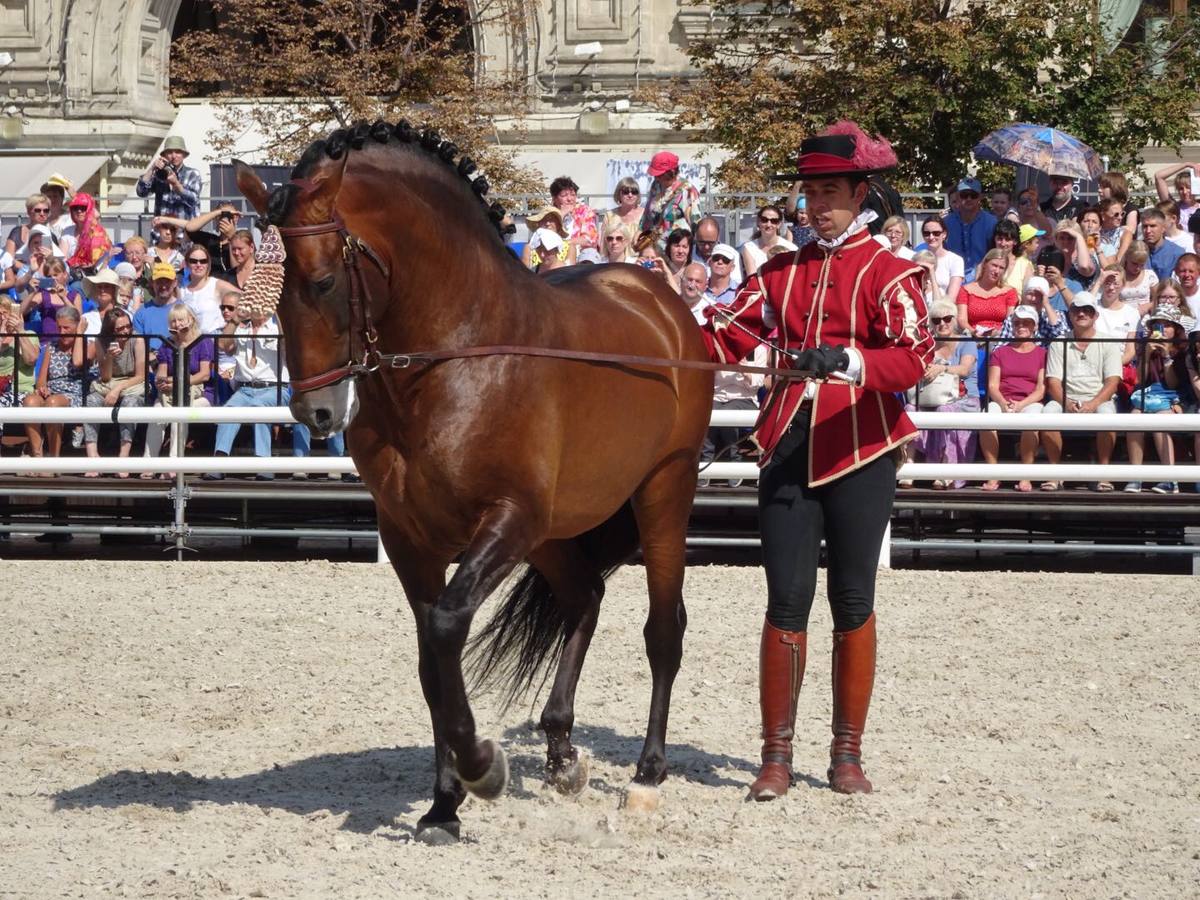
left=990, top=192, right=1011, bottom=217
left=163, top=149, right=185, bottom=169
left=680, top=267, right=706, bottom=301
left=44, top=187, right=65, bottom=209
left=1142, top=218, right=1164, bottom=246
left=803, top=177, right=866, bottom=241
left=1069, top=306, right=1097, bottom=335
left=153, top=277, right=176, bottom=302
left=708, top=254, right=733, bottom=281
left=1050, top=176, right=1073, bottom=201
left=1175, top=258, right=1199, bottom=293
left=958, top=187, right=981, bottom=216
left=694, top=223, right=719, bottom=260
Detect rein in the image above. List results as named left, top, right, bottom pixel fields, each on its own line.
left=276, top=209, right=816, bottom=392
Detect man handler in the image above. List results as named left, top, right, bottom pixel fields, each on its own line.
left=700, top=122, right=933, bottom=800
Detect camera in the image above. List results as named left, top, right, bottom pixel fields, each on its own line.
left=639, top=259, right=656, bottom=269
left=36, top=274, right=55, bottom=291
left=154, top=165, right=170, bottom=182
left=1036, top=246, right=1066, bottom=272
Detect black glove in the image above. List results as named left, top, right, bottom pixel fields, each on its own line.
left=785, top=343, right=850, bottom=378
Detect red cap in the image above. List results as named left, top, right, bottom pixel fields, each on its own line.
left=647, top=151, right=679, bottom=177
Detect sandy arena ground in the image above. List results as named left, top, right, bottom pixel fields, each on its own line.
left=1, top=561, right=1197, bottom=898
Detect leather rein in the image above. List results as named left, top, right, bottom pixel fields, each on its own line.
left=275, top=216, right=814, bottom=394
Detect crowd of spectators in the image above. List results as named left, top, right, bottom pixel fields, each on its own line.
left=514, top=153, right=1199, bottom=495
left=2, top=141, right=1198, bottom=496
left=0, top=136, right=352, bottom=484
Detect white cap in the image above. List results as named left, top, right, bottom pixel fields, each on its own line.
left=1011, top=304, right=1039, bottom=323
left=576, top=248, right=602, bottom=264
left=531, top=228, right=563, bottom=253
left=15, top=223, right=65, bottom=259
left=709, top=242, right=737, bottom=262
left=1023, top=275, right=1051, bottom=298
left=114, top=262, right=137, bottom=279
left=1070, top=291, right=1098, bottom=310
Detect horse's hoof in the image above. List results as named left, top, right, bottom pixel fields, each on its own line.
left=620, top=782, right=661, bottom=813
left=548, top=752, right=589, bottom=796
left=414, top=819, right=460, bottom=845
left=461, top=739, right=508, bottom=801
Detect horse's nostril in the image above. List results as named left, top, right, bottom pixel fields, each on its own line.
left=313, top=408, right=334, bottom=432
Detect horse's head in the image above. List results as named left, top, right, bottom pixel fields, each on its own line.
left=236, top=155, right=364, bottom=437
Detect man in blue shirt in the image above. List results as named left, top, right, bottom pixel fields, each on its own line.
left=1141, top=208, right=1185, bottom=281
left=943, top=176, right=997, bottom=283
left=132, top=262, right=179, bottom=361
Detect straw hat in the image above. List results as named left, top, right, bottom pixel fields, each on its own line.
left=40, top=173, right=72, bottom=196
left=525, top=206, right=566, bottom=237
left=82, top=268, right=121, bottom=300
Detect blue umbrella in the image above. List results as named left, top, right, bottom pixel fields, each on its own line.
left=973, top=124, right=1104, bottom=180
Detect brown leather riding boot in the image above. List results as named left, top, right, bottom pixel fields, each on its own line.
left=748, top=620, right=806, bottom=801
left=829, top=612, right=876, bottom=794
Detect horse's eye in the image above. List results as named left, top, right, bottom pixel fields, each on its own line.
left=314, top=275, right=336, bottom=293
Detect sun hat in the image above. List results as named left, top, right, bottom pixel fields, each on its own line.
left=114, top=262, right=137, bottom=279
left=709, top=242, right=737, bottom=262
left=647, top=151, right=680, bottom=177
left=160, top=135, right=190, bottom=157
left=39, top=173, right=72, bottom=196
left=151, top=261, right=178, bottom=281
left=1011, top=304, right=1040, bottom=323
left=15, top=224, right=65, bottom=259
left=524, top=206, right=566, bottom=237
left=1143, top=303, right=1185, bottom=329
left=82, top=268, right=121, bottom=300
left=1069, top=291, right=1098, bottom=311
left=1023, top=275, right=1051, bottom=298
left=530, top=228, right=564, bottom=254
left=1018, top=224, right=1045, bottom=243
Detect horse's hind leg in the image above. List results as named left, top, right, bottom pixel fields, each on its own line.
left=527, top=539, right=606, bottom=794
left=629, top=453, right=695, bottom=795
left=429, top=502, right=540, bottom=798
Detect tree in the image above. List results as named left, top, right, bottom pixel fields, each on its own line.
left=171, top=0, right=542, bottom=191
left=662, top=0, right=1200, bottom=191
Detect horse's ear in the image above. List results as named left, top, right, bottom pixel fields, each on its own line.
left=234, top=160, right=269, bottom=216
left=300, top=153, right=349, bottom=221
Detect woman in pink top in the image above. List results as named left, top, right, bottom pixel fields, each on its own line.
left=957, top=248, right=1018, bottom=337
left=978, top=305, right=1049, bottom=492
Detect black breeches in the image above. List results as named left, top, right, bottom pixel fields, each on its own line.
left=758, top=414, right=897, bottom=633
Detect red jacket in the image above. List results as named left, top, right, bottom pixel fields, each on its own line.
left=702, top=228, right=934, bottom=486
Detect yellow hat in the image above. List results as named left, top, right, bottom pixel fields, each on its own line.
left=150, top=261, right=177, bottom=281
left=40, top=173, right=72, bottom=195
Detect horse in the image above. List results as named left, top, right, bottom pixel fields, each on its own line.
left=235, top=121, right=713, bottom=842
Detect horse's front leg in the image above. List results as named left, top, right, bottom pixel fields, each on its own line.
left=428, top=502, right=539, bottom=798
left=381, top=522, right=463, bottom=841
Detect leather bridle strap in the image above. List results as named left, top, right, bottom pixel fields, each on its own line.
left=276, top=213, right=390, bottom=393
left=369, top=345, right=816, bottom=380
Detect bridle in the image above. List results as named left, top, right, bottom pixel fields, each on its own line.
left=275, top=211, right=391, bottom=393
left=276, top=204, right=820, bottom=394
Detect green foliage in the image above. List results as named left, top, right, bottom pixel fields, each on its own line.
left=666, top=0, right=1200, bottom=192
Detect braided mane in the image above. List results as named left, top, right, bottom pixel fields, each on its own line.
left=265, top=119, right=508, bottom=240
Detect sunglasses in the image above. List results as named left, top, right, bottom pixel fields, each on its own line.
left=620, top=188, right=640, bottom=196
left=114, top=326, right=133, bottom=334
left=69, top=206, right=87, bottom=212
left=931, top=315, right=955, bottom=324
left=958, top=192, right=980, bottom=200
left=711, top=256, right=732, bottom=264
left=219, top=304, right=237, bottom=311
left=759, top=216, right=781, bottom=224
left=922, top=230, right=944, bottom=237
left=186, top=257, right=209, bottom=265
left=30, top=207, right=49, bottom=214
left=605, top=235, right=625, bottom=242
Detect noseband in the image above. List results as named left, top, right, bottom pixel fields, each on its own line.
left=275, top=212, right=390, bottom=393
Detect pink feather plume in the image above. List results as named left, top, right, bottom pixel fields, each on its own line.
left=818, top=120, right=898, bottom=170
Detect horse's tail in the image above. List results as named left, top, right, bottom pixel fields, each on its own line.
left=466, top=502, right=639, bottom=712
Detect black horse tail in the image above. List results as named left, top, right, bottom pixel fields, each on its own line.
left=465, top=502, right=640, bottom=712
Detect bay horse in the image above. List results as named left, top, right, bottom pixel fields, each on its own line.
left=235, top=121, right=713, bottom=842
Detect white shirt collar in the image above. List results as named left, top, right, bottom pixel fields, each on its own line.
left=816, top=210, right=879, bottom=251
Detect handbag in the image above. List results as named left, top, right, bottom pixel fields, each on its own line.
left=1128, top=383, right=1179, bottom=413
left=907, top=371, right=961, bottom=409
